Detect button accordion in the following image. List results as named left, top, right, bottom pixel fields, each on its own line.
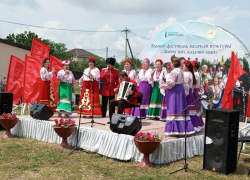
left=117, top=81, right=136, bottom=101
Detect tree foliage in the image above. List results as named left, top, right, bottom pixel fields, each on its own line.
left=5, top=31, right=72, bottom=60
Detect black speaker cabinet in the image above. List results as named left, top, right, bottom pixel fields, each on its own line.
left=0, top=92, right=13, bottom=115
left=30, top=103, right=54, bottom=120
left=203, top=109, right=240, bottom=175
left=110, top=114, right=142, bottom=136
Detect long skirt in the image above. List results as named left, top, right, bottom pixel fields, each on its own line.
left=56, top=82, right=72, bottom=115
left=78, top=81, right=102, bottom=117
left=131, top=82, right=152, bottom=118
left=146, top=82, right=163, bottom=119
left=164, top=85, right=195, bottom=135
left=187, top=89, right=204, bottom=132
left=160, top=89, right=168, bottom=121
left=40, top=80, right=57, bottom=112
left=193, top=88, right=200, bottom=111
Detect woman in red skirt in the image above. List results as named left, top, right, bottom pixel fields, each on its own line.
left=40, top=58, right=57, bottom=112
left=78, top=57, right=102, bottom=117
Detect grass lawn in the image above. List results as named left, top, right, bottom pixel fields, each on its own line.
left=0, top=131, right=250, bottom=179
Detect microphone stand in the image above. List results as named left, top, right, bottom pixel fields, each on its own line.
left=168, top=96, right=202, bottom=175
left=80, top=73, right=105, bottom=127
left=68, top=106, right=83, bottom=155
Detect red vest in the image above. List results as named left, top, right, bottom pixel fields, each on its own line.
left=100, top=68, right=119, bottom=96
left=115, top=79, right=140, bottom=105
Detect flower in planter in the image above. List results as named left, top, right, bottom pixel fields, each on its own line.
left=134, top=131, right=162, bottom=142
left=0, top=111, right=18, bottom=120
left=54, top=118, right=76, bottom=128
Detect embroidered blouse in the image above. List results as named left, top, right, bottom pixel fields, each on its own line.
left=122, top=69, right=137, bottom=81
left=136, top=68, right=153, bottom=86
left=161, top=68, right=189, bottom=96
left=79, top=67, right=100, bottom=87
left=40, top=67, right=53, bottom=81
left=57, top=69, right=78, bottom=88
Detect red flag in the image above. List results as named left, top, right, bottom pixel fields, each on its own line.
left=49, top=55, right=62, bottom=103
left=5, top=55, right=25, bottom=104
left=22, top=54, right=42, bottom=103
left=30, top=38, right=50, bottom=62
left=221, top=52, right=247, bottom=109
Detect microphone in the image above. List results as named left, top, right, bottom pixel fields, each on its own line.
left=163, top=72, right=166, bottom=83
left=53, top=67, right=57, bottom=76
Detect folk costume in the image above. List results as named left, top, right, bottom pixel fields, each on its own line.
left=147, top=59, right=164, bottom=119
left=161, top=67, right=195, bottom=135
left=191, top=61, right=204, bottom=131
left=131, top=58, right=153, bottom=118
left=122, top=59, right=137, bottom=115
left=78, top=57, right=102, bottom=117
left=100, top=58, right=119, bottom=117
left=109, top=78, right=140, bottom=121
left=40, top=67, right=57, bottom=112
left=56, top=60, right=78, bottom=115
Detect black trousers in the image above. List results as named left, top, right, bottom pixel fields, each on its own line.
left=109, top=99, right=131, bottom=121
left=102, top=95, right=115, bottom=117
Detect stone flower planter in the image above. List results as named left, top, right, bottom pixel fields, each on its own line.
left=134, top=139, right=161, bottom=168
left=53, top=125, right=76, bottom=149
left=0, top=118, right=19, bottom=138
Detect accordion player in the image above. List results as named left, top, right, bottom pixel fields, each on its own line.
left=117, top=81, right=136, bottom=101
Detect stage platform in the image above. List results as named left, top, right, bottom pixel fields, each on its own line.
left=10, top=113, right=247, bottom=164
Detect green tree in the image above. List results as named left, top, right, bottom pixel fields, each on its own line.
left=119, top=58, right=142, bottom=72
left=5, top=31, right=72, bottom=60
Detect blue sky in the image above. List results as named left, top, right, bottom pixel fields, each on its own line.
left=0, top=0, right=249, bottom=62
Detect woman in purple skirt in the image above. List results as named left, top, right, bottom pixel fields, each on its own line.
left=192, top=61, right=204, bottom=131
left=161, top=57, right=195, bottom=135
left=183, top=60, right=203, bottom=132
left=159, top=63, right=172, bottom=121
left=131, top=58, right=153, bottom=118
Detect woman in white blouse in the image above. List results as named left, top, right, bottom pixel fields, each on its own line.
left=131, top=58, right=153, bottom=118
left=56, top=60, right=78, bottom=117
left=122, top=59, right=137, bottom=81
left=40, top=58, right=57, bottom=111
left=78, top=57, right=102, bottom=117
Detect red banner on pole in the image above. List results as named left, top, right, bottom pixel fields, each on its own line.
left=49, top=55, right=62, bottom=103
left=30, top=38, right=50, bottom=62
left=5, top=55, right=25, bottom=104
left=221, top=51, right=247, bottom=109
left=22, top=54, right=42, bottom=103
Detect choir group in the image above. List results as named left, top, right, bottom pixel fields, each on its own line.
left=39, top=56, right=206, bottom=136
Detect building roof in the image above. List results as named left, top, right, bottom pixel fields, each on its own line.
left=67, top=48, right=97, bottom=58
left=0, top=38, right=31, bottom=51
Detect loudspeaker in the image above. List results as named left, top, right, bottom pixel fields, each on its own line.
left=203, top=109, right=240, bottom=175
left=0, top=92, right=13, bottom=115
left=30, top=103, right=54, bottom=120
left=110, top=114, right=142, bottom=136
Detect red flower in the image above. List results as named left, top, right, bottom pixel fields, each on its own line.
left=184, top=60, right=191, bottom=67
left=71, top=120, right=75, bottom=124
left=55, top=119, right=58, bottom=124
left=3, top=114, right=8, bottom=118
left=149, top=137, right=154, bottom=142
left=11, top=115, right=17, bottom=120
left=59, top=118, right=63, bottom=123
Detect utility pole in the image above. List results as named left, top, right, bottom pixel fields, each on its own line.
left=106, top=47, right=108, bottom=59
left=122, top=27, right=130, bottom=60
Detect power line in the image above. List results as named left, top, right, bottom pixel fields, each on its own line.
left=0, top=19, right=123, bottom=33
left=130, top=31, right=151, bottom=40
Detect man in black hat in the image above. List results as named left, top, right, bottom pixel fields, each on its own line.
left=100, top=58, right=119, bottom=119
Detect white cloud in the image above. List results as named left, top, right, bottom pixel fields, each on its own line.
left=147, top=17, right=178, bottom=39
left=196, top=16, right=215, bottom=24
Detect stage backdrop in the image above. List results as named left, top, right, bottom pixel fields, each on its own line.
left=139, top=21, right=245, bottom=62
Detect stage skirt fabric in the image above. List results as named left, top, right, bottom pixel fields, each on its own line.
left=131, top=82, right=152, bottom=118
left=56, top=82, right=72, bottom=115
left=78, top=81, right=102, bottom=117
left=146, top=81, right=163, bottom=119
left=187, top=88, right=204, bottom=132
left=40, top=80, right=57, bottom=112
left=164, top=84, right=195, bottom=135
left=160, top=89, right=168, bottom=121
